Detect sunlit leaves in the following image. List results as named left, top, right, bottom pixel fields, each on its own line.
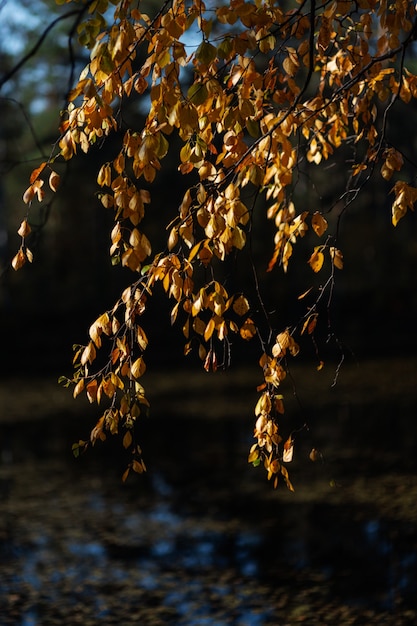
left=272, top=330, right=299, bottom=359
left=23, top=179, right=44, bottom=204
left=11, top=249, right=27, bottom=271
left=301, top=313, right=318, bottom=336
left=16, top=0, right=417, bottom=488
left=390, top=181, right=417, bottom=226
left=49, top=171, right=60, bottom=192
left=330, top=247, right=344, bottom=270
left=308, top=247, right=325, bottom=273
left=232, top=295, right=250, bottom=316
left=17, top=220, right=31, bottom=238
left=311, top=212, right=328, bottom=237
left=131, top=356, right=146, bottom=379
left=381, top=148, right=403, bottom=181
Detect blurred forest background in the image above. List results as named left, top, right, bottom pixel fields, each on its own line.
left=1, top=0, right=417, bottom=379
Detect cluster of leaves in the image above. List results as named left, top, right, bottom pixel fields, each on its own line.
left=14, top=0, right=417, bottom=487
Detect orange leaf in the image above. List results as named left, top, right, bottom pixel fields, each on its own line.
left=30, top=162, right=47, bottom=184
left=11, top=249, right=26, bottom=271
left=283, top=437, right=294, bottom=462
left=17, top=219, right=31, bottom=238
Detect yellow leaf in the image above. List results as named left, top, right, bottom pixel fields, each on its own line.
left=123, top=430, right=133, bottom=449
left=280, top=465, right=294, bottom=491
left=204, top=317, right=216, bottom=341
left=86, top=379, right=98, bottom=403
left=49, top=171, right=60, bottom=192
left=311, top=212, right=328, bottom=237
left=239, top=318, right=256, bottom=340
left=233, top=294, right=250, bottom=316
left=254, top=392, right=271, bottom=417
left=274, top=395, right=285, bottom=414
left=22, top=185, right=35, bottom=204
left=136, top=326, right=148, bottom=350
left=73, top=378, right=85, bottom=399
left=308, top=248, right=324, bottom=272
left=188, top=241, right=202, bottom=262
left=131, top=356, right=146, bottom=379
left=81, top=341, right=96, bottom=366
left=309, top=448, right=320, bottom=462
left=168, top=227, right=178, bottom=250
left=330, top=247, right=343, bottom=270
left=283, top=437, right=294, bottom=463
left=298, top=287, right=313, bottom=300
left=193, top=316, right=206, bottom=335
left=301, top=313, right=318, bottom=335
left=132, top=459, right=145, bottom=474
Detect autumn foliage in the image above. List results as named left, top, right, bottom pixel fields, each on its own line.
left=14, top=0, right=417, bottom=488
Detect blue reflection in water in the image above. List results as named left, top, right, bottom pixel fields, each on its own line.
left=21, top=611, right=37, bottom=626
left=67, top=541, right=106, bottom=558
left=2, top=467, right=417, bottom=625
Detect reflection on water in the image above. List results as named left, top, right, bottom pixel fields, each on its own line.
left=1, top=410, right=417, bottom=624
left=1, top=472, right=278, bottom=624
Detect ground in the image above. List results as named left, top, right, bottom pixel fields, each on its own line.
left=1, top=357, right=416, bottom=624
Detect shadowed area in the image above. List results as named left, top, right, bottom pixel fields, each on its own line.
left=1, top=358, right=417, bottom=624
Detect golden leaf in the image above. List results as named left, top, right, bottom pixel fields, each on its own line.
left=97, top=163, right=112, bottom=187
left=301, top=313, right=318, bottom=335
left=123, top=430, right=133, bottom=449
left=233, top=295, right=250, bottom=316
left=17, top=220, right=31, bottom=238
left=274, top=395, right=285, bottom=414
left=204, top=317, right=216, bottom=341
left=132, top=459, right=145, bottom=474
left=131, top=357, right=146, bottom=379
left=49, top=171, right=60, bottom=192
left=308, top=248, right=325, bottom=273
left=73, top=378, right=85, bottom=399
left=136, top=326, right=148, bottom=350
left=309, top=448, right=320, bottom=462
left=29, top=162, right=47, bottom=184
left=330, top=247, right=344, bottom=270
left=298, top=287, right=313, bottom=300
left=255, top=392, right=272, bottom=417
left=280, top=465, right=294, bottom=491
left=283, top=437, right=294, bottom=463
left=239, top=318, right=256, bottom=340
left=22, top=185, right=35, bottom=205
left=86, top=379, right=98, bottom=404
left=81, top=341, right=96, bottom=366
left=311, top=212, right=328, bottom=237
